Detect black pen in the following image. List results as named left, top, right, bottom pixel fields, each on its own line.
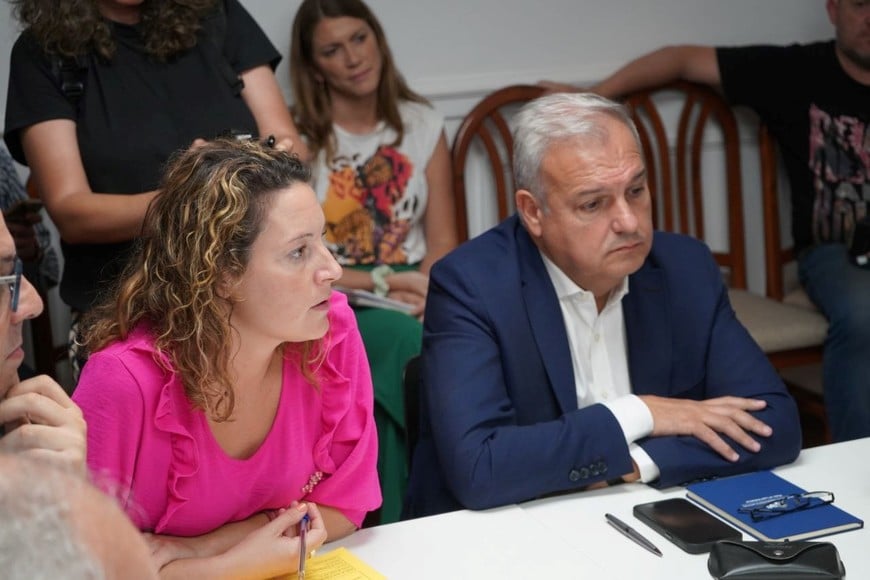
left=605, top=512, right=663, bottom=557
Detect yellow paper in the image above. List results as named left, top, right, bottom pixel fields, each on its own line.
left=285, top=547, right=385, bottom=580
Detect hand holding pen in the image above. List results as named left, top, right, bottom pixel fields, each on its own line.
left=212, top=502, right=327, bottom=579
left=294, top=502, right=325, bottom=578
left=298, top=513, right=310, bottom=580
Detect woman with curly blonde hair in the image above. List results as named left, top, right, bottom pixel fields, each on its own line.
left=73, top=139, right=380, bottom=577
left=4, top=0, right=308, bottom=375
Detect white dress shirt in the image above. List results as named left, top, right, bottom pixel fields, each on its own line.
left=541, top=254, right=660, bottom=483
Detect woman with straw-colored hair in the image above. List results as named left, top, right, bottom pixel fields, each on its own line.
left=291, top=0, right=458, bottom=524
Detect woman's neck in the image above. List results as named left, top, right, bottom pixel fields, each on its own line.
left=229, top=340, right=283, bottom=397
left=329, top=90, right=380, bottom=135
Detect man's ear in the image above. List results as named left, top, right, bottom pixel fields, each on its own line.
left=516, top=189, right=544, bottom=238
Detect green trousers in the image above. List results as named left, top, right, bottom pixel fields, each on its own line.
left=353, top=299, right=422, bottom=524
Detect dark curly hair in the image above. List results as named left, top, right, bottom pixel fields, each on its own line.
left=9, top=0, right=218, bottom=61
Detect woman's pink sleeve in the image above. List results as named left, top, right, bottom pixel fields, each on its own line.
left=72, top=352, right=148, bottom=518
left=307, top=298, right=382, bottom=527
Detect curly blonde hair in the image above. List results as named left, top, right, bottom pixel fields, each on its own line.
left=290, top=0, right=429, bottom=161
left=82, top=139, right=319, bottom=421
left=10, top=0, right=217, bottom=61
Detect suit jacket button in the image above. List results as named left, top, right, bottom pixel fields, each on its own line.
left=597, top=461, right=608, bottom=474
left=569, top=469, right=581, bottom=482
left=590, top=464, right=601, bottom=476
left=579, top=467, right=590, bottom=479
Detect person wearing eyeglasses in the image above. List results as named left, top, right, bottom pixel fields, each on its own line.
left=0, top=212, right=86, bottom=470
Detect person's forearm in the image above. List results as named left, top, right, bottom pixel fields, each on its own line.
left=419, top=241, right=454, bottom=275
left=592, top=45, right=719, bottom=99
left=153, top=514, right=270, bottom=579
left=240, top=65, right=311, bottom=161
left=336, top=267, right=375, bottom=291
left=46, top=190, right=158, bottom=244
left=21, top=120, right=161, bottom=244
left=158, top=555, right=232, bottom=580
left=319, top=506, right=356, bottom=541
left=194, top=514, right=269, bottom=557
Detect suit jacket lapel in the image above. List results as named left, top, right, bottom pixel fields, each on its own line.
left=514, top=221, right=577, bottom=414
left=624, top=261, right=672, bottom=395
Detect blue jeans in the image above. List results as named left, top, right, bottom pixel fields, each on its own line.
left=799, top=244, right=870, bottom=442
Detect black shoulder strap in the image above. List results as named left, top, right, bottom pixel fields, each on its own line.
left=53, top=55, right=87, bottom=104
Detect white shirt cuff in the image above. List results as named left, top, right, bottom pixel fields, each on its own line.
left=603, top=395, right=659, bottom=483
left=629, top=443, right=660, bottom=483
left=602, top=394, right=654, bottom=444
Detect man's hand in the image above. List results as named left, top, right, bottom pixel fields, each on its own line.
left=0, top=376, right=86, bottom=471
left=639, top=395, right=773, bottom=462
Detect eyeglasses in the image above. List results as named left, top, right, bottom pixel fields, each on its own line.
left=0, top=257, right=23, bottom=312
left=738, top=491, right=835, bottom=521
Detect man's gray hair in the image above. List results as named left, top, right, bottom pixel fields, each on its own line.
left=0, top=456, right=104, bottom=579
left=512, top=92, right=642, bottom=206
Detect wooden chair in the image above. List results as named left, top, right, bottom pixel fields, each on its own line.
left=623, top=81, right=748, bottom=285
left=451, top=82, right=830, bottom=444
left=451, top=84, right=545, bottom=242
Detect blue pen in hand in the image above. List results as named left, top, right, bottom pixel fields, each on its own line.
left=298, top=513, right=310, bottom=580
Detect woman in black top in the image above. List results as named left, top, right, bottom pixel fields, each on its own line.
left=4, top=0, right=308, bottom=362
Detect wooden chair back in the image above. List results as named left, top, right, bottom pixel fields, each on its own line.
left=759, top=125, right=796, bottom=301
left=623, top=81, right=747, bottom=289
left=451, top=84, right=545, bottom=242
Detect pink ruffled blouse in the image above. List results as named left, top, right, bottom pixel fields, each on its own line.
left=74, top=292, right=381, bottom=535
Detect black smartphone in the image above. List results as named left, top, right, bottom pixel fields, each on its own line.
left=3, top=198, right=44, bottom=220
left=633, top=498, right=741, bottom=554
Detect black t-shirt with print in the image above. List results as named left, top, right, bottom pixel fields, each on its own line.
left=718, top=41, right=870, bottom=253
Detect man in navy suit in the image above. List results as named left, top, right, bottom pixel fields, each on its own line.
left=404, top=92, right=802, bottom=518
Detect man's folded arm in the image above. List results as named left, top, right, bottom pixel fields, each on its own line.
left=637, top=277, right=802, bottom=487
left=422, top=269, right=634, bottom=510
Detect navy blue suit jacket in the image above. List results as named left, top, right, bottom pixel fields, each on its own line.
left=404, top=215, right=801, bottom=518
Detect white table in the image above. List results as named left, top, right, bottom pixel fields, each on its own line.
left=326, top=438, right=870, bottom=579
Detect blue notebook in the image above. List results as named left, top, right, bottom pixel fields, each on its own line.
left=686, top=470, right=863, bottom=542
